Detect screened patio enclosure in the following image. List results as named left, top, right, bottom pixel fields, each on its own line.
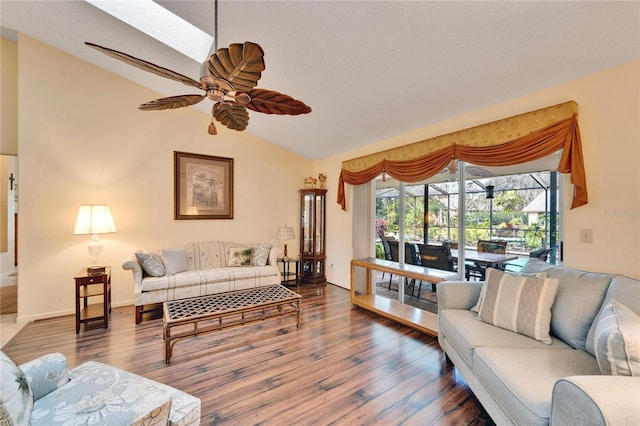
left=375, top=158, right=560, bottom=263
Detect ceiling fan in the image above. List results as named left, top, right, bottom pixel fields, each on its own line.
left=85, top=41, right=311, bottom=135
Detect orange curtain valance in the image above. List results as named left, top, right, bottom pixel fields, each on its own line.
left=337, top=111, right=587, bottom=211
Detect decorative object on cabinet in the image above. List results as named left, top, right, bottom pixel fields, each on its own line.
left=318, top=173, right=326, bottom=189
left=277, top=225, right=296, bottom=259
left=174, top=151, right=233, bottom=220
left=73, top=205, right=116, bottom=271
left=300, top=188, right=327, bottom=284
left=303, top=176, right=317, bottom=188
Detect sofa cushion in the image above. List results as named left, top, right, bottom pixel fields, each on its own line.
left=520, top=258, right=613, bottom=350
left=228, top=247, right=253, bottom=266
left=476, top=268, right=559, bottom=344
left=594, top=299, right=640, bottom=376
left=439, top=310, right=570, bottom=369
left=140, top=266, right=279, bottom=292
left=162, top=248, right=190, bottom=275
left=135, top=251, right=166, bottom=277
left=586, top=274, right=640, bottom=357
left=0, top=351, right=33, bottom=425
left=473, top=347, right=601, bottom=426
left=252, top=244, right=272, bottom=266
left=471, top=269, right=547, bottom=312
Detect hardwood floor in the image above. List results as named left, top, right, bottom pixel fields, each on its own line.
left=2, top=283, right=493, bottom=425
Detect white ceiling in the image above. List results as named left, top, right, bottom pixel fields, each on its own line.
left=2, top=1, right=639, bottom=160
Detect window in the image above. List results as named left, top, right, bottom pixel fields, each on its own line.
left=373, top=157, right=561, bottom=311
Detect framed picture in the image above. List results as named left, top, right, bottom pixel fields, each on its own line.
left=174, top=151, right=234, bottom=220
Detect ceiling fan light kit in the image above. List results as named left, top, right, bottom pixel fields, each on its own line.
left=85, top=41, right=311, bottom=135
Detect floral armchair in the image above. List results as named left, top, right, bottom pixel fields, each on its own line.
left=1, top=351, right=200, bottom=425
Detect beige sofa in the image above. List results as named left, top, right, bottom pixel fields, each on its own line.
left=123, top=241, right=281, bottom=323
left=437, top=259, right=640, bottom=425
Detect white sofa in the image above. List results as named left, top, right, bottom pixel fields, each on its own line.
left=123, top=241, right=281, bottom=323
left=437, top=259, right=640, bottom=425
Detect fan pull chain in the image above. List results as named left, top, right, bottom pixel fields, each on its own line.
left=208, top=119, right=217, bottom=135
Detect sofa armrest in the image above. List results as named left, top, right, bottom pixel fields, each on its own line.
left=436, top=280, right=483, bottom=312
left=268, top=247, right=279, bottom=267
left=19, top=352, right=69, bottom=401
left=122, top=254, right=143, bottom=285
left=551, top=376, right=640, bottom=425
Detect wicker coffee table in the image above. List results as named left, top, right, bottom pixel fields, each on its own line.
left=163, top=284, right=302, bottom=363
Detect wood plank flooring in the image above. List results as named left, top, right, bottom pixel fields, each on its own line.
left=2, top=283, right=493, bottom=425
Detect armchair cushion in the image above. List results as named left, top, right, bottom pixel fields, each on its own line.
left=29, top=361, right=176, bottom=425
left=0, top=351, right=33, bottom=425
left=19, top=352, right=68, bottom=400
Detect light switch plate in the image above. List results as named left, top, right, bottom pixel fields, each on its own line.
left=580, top=228, right=593, bottom=243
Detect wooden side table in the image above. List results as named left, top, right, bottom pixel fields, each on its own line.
left=277, top=257, right=300, bottom=286
left=75, top=267, right=111, bottom=333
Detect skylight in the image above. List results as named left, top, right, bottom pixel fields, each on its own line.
left=85, top=0, right=214, bottom=62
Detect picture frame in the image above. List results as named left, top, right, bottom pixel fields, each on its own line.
left=174, top=151, right=234, bottom=220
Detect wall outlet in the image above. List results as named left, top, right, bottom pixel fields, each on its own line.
left=580, top=228, right=593, bottom=243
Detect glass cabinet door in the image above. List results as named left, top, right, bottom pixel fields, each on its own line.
left=315, top=195, right=324, bottom=255
left=303, top=193, right=314, bottom=255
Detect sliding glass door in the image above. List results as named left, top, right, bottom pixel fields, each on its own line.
left=372, top=157, right=561, bottom=311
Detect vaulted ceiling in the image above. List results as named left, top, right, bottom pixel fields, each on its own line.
left=2, top=1, right=639, bottom=160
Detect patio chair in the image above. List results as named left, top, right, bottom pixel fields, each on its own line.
left=386, top=241, right=420, bottom=291
left=415, top=243, right=455, bottom=295
left=504, top=247, right=552, bottom=273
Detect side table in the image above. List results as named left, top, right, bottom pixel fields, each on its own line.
left=277, top=257, right=300, bottom=286
left=75, top=266, right=111, bottom=333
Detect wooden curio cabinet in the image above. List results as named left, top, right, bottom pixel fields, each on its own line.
left=299, top=188, right=327, bottom=284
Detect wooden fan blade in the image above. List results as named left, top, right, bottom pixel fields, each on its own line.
left=139, top=95, right=205, bottom=111
left=243, top=88, right=312, bottom=115
left=212, top=102, right=250, bottom=131
left=208, top=42, right=265, bottom=92
left=85, top=42, right=202, bottom=90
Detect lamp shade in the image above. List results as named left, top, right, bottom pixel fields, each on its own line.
left=73, top=205, right=116, bottom=235
left=277, top=226, right=295, bottom=241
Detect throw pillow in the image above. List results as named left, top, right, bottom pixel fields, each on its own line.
left=135, top=251, right=166, bottom=277
left=471, top=268, right=548, bottom=312
left=0, top=351, right=33, bottom=425
left=228, top=247, right=253, bottom=267
left=252, top=244, right=272, bottom=266
left=161, top=248, right=189, bottom=275
left=594, top=300, right=640, bottom=376
left=476, top=268, right=559, bottom=344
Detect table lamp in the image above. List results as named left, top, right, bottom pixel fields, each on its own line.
left=277, top=225, right=296, bottom=260
left=73, top=204, right=116, bottom=273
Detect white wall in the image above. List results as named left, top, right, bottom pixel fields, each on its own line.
left=17, top=35, right=312, bottom=322
left=0, top=155, right=17, bottom=276
left=1, top=37, right=18, bottom=155
left=316, top=60, right=640, bottom=289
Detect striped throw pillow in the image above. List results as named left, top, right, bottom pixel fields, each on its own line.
left=594, top=300, right=640, bottom=376
left=476, top=268, right=560, bottom=344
